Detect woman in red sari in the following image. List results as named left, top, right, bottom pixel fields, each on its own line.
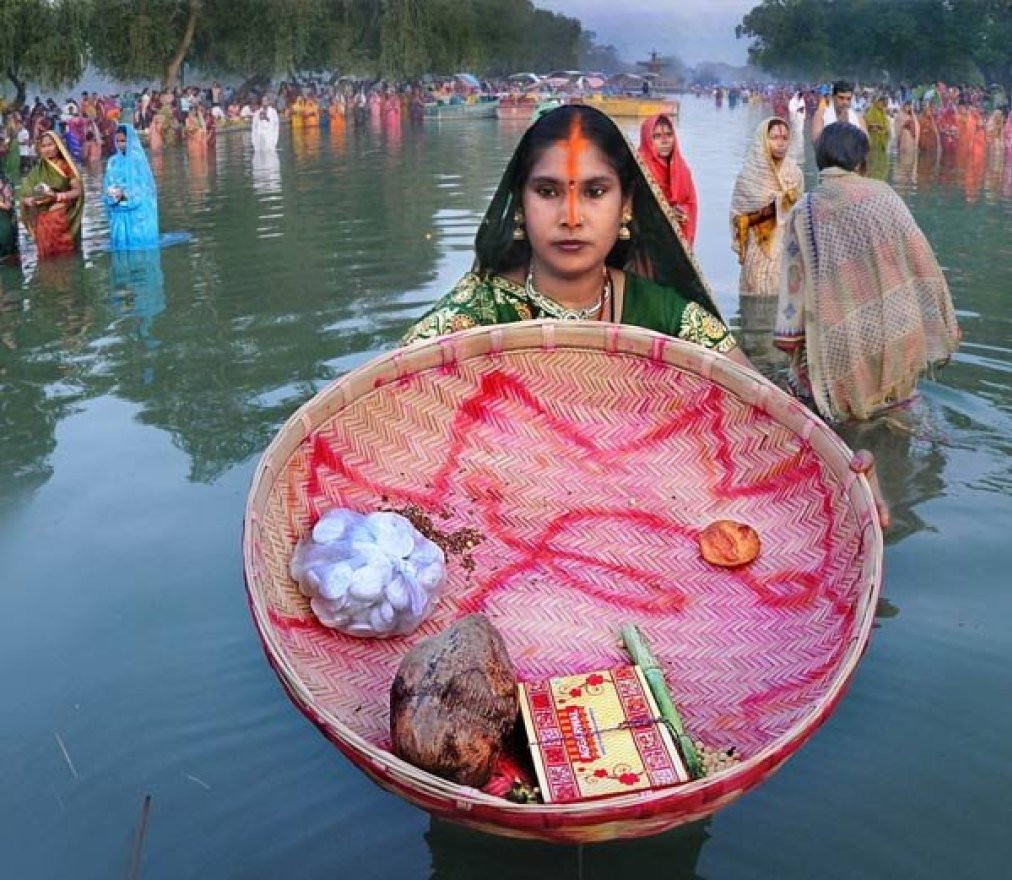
left=918, top=103, right=940, bottom=154
left=19, top=131, right=83, bottom=259
left=937, top=101, right=959, bottom=153
left=638, top=114, right=697, bottom=245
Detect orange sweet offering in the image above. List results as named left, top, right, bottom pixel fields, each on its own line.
left=699, top=520, right=761, bottom=568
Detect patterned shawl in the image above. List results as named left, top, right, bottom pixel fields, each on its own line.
left=729, top=117, right=803, bottom=261
left=775, top=168, right=960, bottom=421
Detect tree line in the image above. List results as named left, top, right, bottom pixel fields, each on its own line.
left=2, top=0, right=593, bottom=106
left=736, top=0, right=1012, bottom=95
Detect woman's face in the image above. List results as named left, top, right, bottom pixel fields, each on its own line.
left=39, top=135, right=58, bottom=160
left=115, top=131, right=127, bottom=153
left=767, top=123, right=789, bottom=160
left=651, top=122, right=675, bottom=158
left=521, top=137, right=629, bottom=281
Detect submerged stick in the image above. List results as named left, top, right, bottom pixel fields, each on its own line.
left=127, top=794, right=153, bottom=880
left=53, top=732, right=79, bottom=780
left=620, top=624, right=702, bottom=778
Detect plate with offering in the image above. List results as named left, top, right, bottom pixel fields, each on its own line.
left=243, top=321, right=884, bottom=842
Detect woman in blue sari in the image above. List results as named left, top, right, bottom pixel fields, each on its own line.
left=103, top=123, right=159, bottom=250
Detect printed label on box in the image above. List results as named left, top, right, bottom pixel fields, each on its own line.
left=517, top=665, right=690, bottom=803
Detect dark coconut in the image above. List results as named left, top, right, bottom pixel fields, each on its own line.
left=390, top=614, right=518, bottom=787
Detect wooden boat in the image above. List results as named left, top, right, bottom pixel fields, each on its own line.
left=244, top=322, right=884, bottom=843
left=496, top=94, right=539, bottom=120
left=423, top=99, right=499, bottom=120
left=585, top=94, right=679, bottom=119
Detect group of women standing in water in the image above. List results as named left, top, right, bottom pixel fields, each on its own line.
left=408, top=102, right=958, bottom=426
left=2, top=96, right=960, bottom=428
left=0, top=121, right=160, bottom=263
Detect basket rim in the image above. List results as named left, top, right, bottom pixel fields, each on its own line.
left=243, top=320, right=883, bottom=817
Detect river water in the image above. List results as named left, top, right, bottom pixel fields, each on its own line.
left=1, top=97, right=1009, bottom=878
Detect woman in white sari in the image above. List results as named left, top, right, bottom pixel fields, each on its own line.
left=787, top=90, right=806, bottom=152
left=730, top=117, right=803, bottom=297
left=251, top=94, right=280, bottom=152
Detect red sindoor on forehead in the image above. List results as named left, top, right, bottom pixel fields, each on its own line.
left=565, top=115, right=589, bottom=227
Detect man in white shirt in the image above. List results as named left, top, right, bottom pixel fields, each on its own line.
left=811, top=80, right=867, bottom=143
left=17, top=123, right=32, bottom=172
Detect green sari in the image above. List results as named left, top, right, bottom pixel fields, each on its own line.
left=865, top=103, right=890, bottom=153
left=20, top=133, right=83, bottom=257
left=0, top=172, right=18, bottom=260
left=2, top=131, right=19, bottom=181
left=403, top=271, right=735, bottom=352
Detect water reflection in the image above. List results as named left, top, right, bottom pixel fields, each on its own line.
left=328, top=118, right=347, bottom=155
left=108, top=248, right=166, bottom=353
left=427, top=817, right=710, bottom=880
left=838, top=409, right=949, bottom=546
left=0, top=258, right=108, bottom=514
left=292, top=125, right=322, bottom=163
left=86, top=126, right=497, bottom=483
left=736, top=293, right=787, bottom=375
left=251, top=148, right=283, bottom=197
left=186, top=145, right=214, bottom=209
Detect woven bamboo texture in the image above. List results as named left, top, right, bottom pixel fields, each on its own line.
left=243, top=321, right=883, bottom=844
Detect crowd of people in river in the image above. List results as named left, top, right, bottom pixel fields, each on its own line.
left=405, top=85, right=960, bottom=425
left=0, top=74, right=966, bottom=426
left=707, top=78, right=1012, bottom=169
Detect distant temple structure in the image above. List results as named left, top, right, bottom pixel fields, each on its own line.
left=636, top=51, right=666, bottom=77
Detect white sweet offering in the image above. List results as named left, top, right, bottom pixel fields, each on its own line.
left=290, top=508, right=446, bottom=638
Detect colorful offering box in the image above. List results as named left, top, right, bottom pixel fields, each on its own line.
left=517, top=665, right=690, bottom=804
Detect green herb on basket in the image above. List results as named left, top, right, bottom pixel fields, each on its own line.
left=620, top=624, right=703, bottom=779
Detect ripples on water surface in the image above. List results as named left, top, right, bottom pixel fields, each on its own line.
left=0, top=98, right=1009, bottom=878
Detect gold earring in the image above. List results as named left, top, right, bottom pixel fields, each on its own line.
left=513, top=208, right=526, bottom=240
left=618, top=212, right=632, bottom=241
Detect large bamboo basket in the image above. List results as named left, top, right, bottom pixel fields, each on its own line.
left=243, top=321, right=883, bottom=844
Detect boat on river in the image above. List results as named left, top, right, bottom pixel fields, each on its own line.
left=424, top=98, right=499, bottom=120
left=525, top=94, right=679, bottom=124
left=496, top=94, right=540, bottom=120
left=584, top=94, right=679, bottom=119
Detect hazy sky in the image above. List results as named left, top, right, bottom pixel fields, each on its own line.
left=537, top=0, right=756, bottom=67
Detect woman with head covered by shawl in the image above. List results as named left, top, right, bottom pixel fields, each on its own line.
left=20, top=131, right=83, bottom=260
left=0, top=167, right=19, bottom=264
left=403, top=104, right=750, bottom=370
left=637, top=113, right=698, bottom=245
left=103, top=124, right=160, bottom=250
left=918, top=103, right=941, bottom=155
left=895, top=101, right=921, bottom=159
left=730, top=117, right=803, bottom=298
left=774, top=123, right=960, bottom=422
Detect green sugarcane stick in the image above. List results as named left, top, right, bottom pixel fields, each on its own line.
left=621, top=624, right=703, bottom=778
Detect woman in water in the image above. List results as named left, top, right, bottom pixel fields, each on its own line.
left=103, top=123, right=160, bottom=250
left=0, top=167, right=19, bottom=263
left=775, top=123, right=960, bottom=422
left=730, top=117, right=803, bottom=298
left=403, top=104, right=750, bottom=370
left=637, top=113, right=698, bottom=245
left=20, top=131, right=83, bottom=260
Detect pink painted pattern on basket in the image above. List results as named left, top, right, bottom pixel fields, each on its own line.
left=243, top=322, right=882, bottom=843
